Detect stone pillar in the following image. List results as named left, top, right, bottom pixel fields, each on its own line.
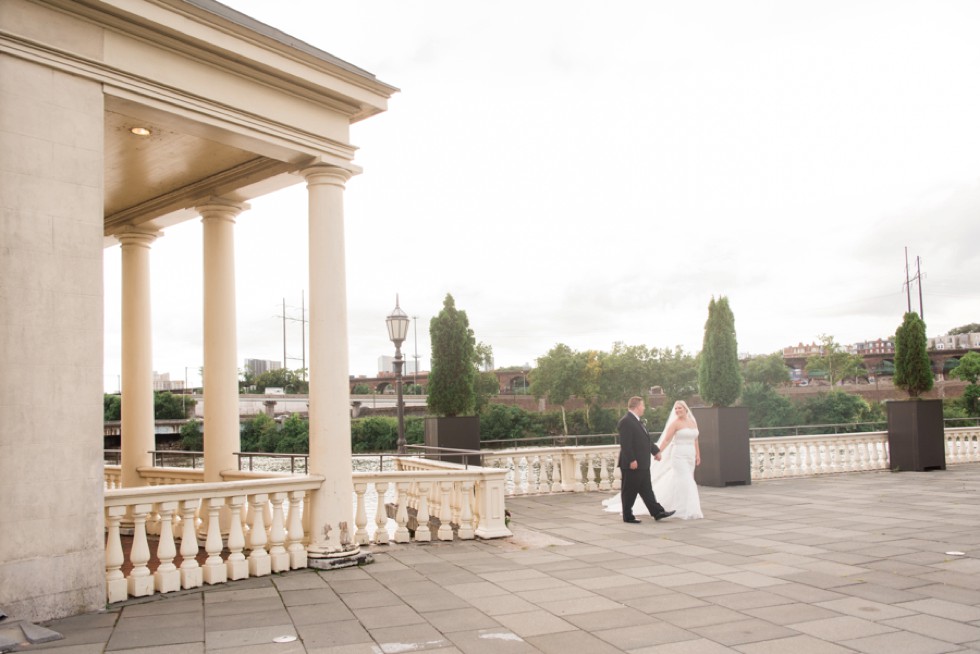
left=198, top=200, right=248, bottom=483
left=302, top=165, right=358, bottom=557
left=119, top=228, right=160, bottom=487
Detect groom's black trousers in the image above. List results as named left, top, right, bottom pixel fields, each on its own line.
left=620, top=467, right=665, bottom=520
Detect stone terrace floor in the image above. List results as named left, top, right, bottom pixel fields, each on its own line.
left=30, top=464, right=980, bottom=653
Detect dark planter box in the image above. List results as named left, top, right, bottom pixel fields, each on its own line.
left=423, top=416, right=482, bottom=466
left=691, top=406, right=751, bottom=487
left=886, top=399, right=946, bottom=471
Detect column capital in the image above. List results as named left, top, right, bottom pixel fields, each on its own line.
left=196, top=198, right=250, bottom=222
left=116, top=226, right=162, bottom=248
left=300, top=164, right=353, bottom=188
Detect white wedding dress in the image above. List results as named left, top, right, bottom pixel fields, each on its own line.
left=602, top=427, right=703, bottom=520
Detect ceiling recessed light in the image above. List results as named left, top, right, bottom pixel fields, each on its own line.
left=129, top=127, right=151, bottom=136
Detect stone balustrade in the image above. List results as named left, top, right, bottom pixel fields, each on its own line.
left=104, top=475, right=322, bottom=603
left=482, top=445, right=621, bottom=496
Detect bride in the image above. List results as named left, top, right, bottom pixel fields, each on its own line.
left=603, top=400, right=703, bottom=520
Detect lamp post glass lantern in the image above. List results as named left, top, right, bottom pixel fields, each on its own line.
left=386, top=296, right=410, bottom=454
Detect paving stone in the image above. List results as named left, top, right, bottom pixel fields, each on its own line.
left=814, top=596, right=916, bottom=621
left=420, top=607, right=501, bottom=634
left=593, top=622, right=700, bottom=650
left=655, top=605, right=747, bottom=629
left=286, top=602, right=355, bottom=625
left=742, top=602, right=840, bottom=626
left=352, top=604, right=425, bottom=630
left=789, top=615, right=897, bottom=640
left=894, top=597, right=980, bottom=622
left=295, top=620, right=372, bottom=649
left=525, top=629, right=638, bottom=654
left=839, top=630, right=962, bottom=654
left=627, top=638, right=738, bottom=653
left=711, top=591, right=796, bottom=611
left=733, top=634, right=859, bottom=653
left=491, top=609, right=577, bottom=637
left=106, top=624, right=203, bottom=650
left=689, top=618, right=798, bottom=646
left=880, top=614, right=980, bottom=644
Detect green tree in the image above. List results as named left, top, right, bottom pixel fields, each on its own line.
left=802, top=391, right=874, bottom=425
left=740, top=382, right=800, bottom=428
left=949, top=351, right=980, bottom=414
left=474, top=341, right=495, bottom=371
left=597, top=343, right=652, bottom=404
left=154, top=391, right=192, bottom=419
left=949, top=351, right=980, bottom=385
left=239, top=368, right=256, bottom=393
left=351, top=383, right=373, bottom=395
left=652, top=346, right=699, bottom=401
left=254, top=368, right=308, bottom=394
left=894, top=312, right=934, bottom=398
left=240, top=413, right=278, bottom=452
left=180, top=419, right=203, bottom=450
left=698, top=296, right=742, bottom=407
left=949, top=323, right=980, bottom=335
left=804, top=335, right=864, bottom=386
left=427, top=293, right=476, bottom=417
left=530, top=343, right=585, bottom=435
left=474, top=371, right=501, bottom=413
left=104, top=394, right=122, bottom=421
left=275, top=413, right=309, bottom=453
left=743, top=352, right=791, bottom=387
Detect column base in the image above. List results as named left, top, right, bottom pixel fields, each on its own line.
left=307, top=551, right=373, bottom=571
left=475, top=526, right=514, bottom=539
left=155, top=568, right=181, bottom=594
left=202, top=563, right=227, bottom=585
left=181, top=567, right=203, bottom=590
left=248, top=553, right=272, bottom=577
left=127, top=574, right=154, bottom=598
left=270, top=551, right=290, bottom=573
left=226, top=557, right=248, bottom=580
left=106, top=578, right=128, bottom=604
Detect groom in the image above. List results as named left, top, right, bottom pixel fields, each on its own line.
left=618, top=396, right=675, bottom=523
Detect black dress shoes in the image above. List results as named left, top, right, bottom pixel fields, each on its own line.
left=654, top=510, right=676, bottom=521
left=624, top=518, right=642, bottom=524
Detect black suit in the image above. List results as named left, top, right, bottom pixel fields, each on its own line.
left=617, top=411, right=666, bottom=521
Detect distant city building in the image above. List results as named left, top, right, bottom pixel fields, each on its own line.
left=152, top=372, right=185, bottom=392
left=851, top=338, right=895, bottom=355
left=782, top=342, right=823, bottom=358
left=928, top=332, right=980, bottom=351
left=378, top=355, right=417, bottom=375
left=245, top=358, right=282, bottom=377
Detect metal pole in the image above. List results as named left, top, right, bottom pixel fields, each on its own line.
left=905, top=247, right=911, bottom=313
left=282, top=297, right=287, bottom=369
left=916, top=256, right=924, bottom=319
left=395, top=344, right=406, bottom=455
left=413, top=315, right=419, bottom=390
left=301, top=290, right=307, bottom=380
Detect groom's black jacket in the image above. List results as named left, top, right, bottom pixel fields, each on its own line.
left=617, top=412, right=661, bottom=471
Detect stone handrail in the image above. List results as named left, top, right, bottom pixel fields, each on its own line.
left=104, top=475, right=323, bottom=604
left=482, top=445, right=621, bottom=495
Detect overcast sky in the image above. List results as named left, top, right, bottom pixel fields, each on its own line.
left=103, top=0, right=980, bottom=391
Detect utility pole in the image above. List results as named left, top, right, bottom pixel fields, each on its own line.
left=276, top=293, right=309, bottom=375
left=413, top=315, right=419, bottom=389
left=916, top=256, right=924, bottom=319
left=904, top=247, right=912, bottom=313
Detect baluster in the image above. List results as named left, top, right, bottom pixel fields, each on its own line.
left=154, top=501, right=180, bottom=593
left=128, top=503, right=154, bottom=597
left=552, top=455, right=565, bottom=492
left=179, top=499, right=202, bottom=589
left=598, top=453, right=611, bottom=491
left=572, top=454, right=585, bottom=492
left=532, top=456, right=545, bottom=494
left=226, top=495, right=248, bottom=580
left=415, top=482, right=432, bottom=542
left=394, top=482, right=411, bottom=543
left=457, top=481, right=475, bottom=539
left=750, top=443, right=762, bottom=479
left=585, top=454, right=598, bottom=491
left=287, top=490, right=307, bottom=569
left=202, top=497, right=227, bottom=584
left=374, top=482, right=390, bottom=545
left=610, top=459, right=620, bottom=491
left=248, top=494, right=271, bottom=577
left=353, top=482, right=369, bottom=545
left=268, top=493, right=289, bottom=572
left=507, top=456, right=524, bottom=495
left=105, top=505, right=128, bottom=603
left=438, top=481, right=454, bottom=541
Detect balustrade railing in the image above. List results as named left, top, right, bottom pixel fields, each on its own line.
left=104, top=475, right=321, bottom=603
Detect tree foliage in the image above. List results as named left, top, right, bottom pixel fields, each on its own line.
left=253, top=368, right=308, bottom=394
left=743, top=352, right=791, bottom=387
left=698, top=296, right=742, bottom=407
left=180, top=419, right=203, bottom=450
left=427, top=293, right=476, bottom=417
left=949, top=351, right=980, bottom=385
left=740, top=382, right=800, bottom=427
left=949, top=323, right=980, bottom=335
left=804, top=335, right=864, bottom=386
left=154, top=391, right=193, bottom=419
left=651, top=346, right=699, bottom=401
left=894, top=312, right=934, bottom=398
left=104, top=394, right=122, bottom=421
left=474, top=371, right=501, bottom=413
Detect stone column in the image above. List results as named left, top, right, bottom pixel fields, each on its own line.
left=119, top=228, right=160, bottom=488
left=302, top=165, right=358, bottom=558
left=198, top=200, right=248, bottom=483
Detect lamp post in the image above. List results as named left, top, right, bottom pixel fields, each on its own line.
left=386, top=295, right=410, bottom=455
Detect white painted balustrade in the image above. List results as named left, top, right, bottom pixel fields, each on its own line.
left=482, top=445, right=621, bottom=496
left=104, top=475, right=321, bottom=603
